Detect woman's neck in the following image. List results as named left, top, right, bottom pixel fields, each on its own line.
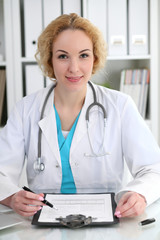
left=54, top=84, right=87, bottom=110
left=53, top=83, right=87, bottom=131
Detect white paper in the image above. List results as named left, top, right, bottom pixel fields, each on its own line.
left=38, top=193, right=114, bottom=223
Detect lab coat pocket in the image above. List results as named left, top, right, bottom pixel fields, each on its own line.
left=82, top=154, right=110, bottom=183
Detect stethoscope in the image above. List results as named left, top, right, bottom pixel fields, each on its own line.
left=34, top=81, right=110, bottom=173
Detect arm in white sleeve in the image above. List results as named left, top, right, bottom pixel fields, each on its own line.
left=0, top=103, right=25, bottom=200
left=116, top=96, right=160, bottom=205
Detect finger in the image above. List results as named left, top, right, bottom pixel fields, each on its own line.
left=23, top=192, right=47, bottom=206
left=115, top=194, right=136, bottom=217
left=120, top=202, right=137, bottom=217
left=17, top=191, right=45, bottom=208
left=118, top=199, right=135, bottom=214
left=18, top=208, right=40, bottom=217
left=120, top=201, right=145, bottom=218
left=116, top=193, right=132, bottom=208
left=23, top=191, right=44, bottom=202
left=22, top=198, right=45, bottom=207
left=17, top=202, right=42, bottom=214
left=38, top=193, right=45, bottom=198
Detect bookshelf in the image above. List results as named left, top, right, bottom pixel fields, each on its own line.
left=1, top=0, right=160, bottom=145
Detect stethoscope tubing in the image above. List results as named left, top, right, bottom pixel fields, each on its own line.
left=35, top=81, right=107, bottom=172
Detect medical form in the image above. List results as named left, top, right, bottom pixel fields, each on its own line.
left=32, top=193, right=118, bottom=226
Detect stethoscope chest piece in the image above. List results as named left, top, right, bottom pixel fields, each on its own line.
left=34, top=157, right=45, bottom=173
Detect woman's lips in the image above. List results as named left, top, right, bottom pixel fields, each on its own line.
left=66, top=76, right=83, bottom=82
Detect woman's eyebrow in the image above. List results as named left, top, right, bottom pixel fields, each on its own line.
left=79, top=49, right=91, bottom=53
left=55, top=49, right=91, bottom=54
left=56, top=50, right=68, bottom=54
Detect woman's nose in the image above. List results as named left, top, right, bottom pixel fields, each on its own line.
left=68, top=58, right=79, bottom=73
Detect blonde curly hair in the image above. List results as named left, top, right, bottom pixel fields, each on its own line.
left=35, top=13, right=107, bottom=79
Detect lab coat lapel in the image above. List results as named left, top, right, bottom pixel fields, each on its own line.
left=38, top=85, right=61, bottom=166
left=70, top=83, right=98, bottom=154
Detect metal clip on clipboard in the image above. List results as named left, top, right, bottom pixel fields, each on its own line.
left=56, top=214, right=93, bottom=229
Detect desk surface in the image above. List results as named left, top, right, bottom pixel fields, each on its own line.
left=1, top=199, right=160, bottom=240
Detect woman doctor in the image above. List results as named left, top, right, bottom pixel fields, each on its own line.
left=1, top=13, right=160, bottom=218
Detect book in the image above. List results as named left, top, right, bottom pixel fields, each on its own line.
left=120, top=69, right=150, bottom=118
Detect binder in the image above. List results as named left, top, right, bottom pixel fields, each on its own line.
left=0, top=69, right=6, bottom=124
left=138, top=69, right=150, bottom=118
left=63, top=0, right=81, bottom=15
left=86, top=0, right=107, bottom=42
left=25, top=65, right=44, bottom=95
left=23, top=0, right=43, bottom=58
left=32, top=192, right=118, bottom=227
left=0, top=0, right=5, bottom=61
left=43, top=0, right=61, bottom=27
left=128, top=0, right=148, bottom=55
left=108, top=0, right=127, bottom=56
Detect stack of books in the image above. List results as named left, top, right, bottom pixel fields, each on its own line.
left=120, top=69, right=150, bottom=118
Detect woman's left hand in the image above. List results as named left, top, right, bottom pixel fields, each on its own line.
left=114, top=191, right=147, bottom=218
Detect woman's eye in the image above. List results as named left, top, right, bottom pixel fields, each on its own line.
left=80, top=53, right=89, bottom=58
left=58, top=54, right=68, bottom=59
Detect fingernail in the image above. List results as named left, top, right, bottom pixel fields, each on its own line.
left=117, top=214, right=122, bottom=218
left=114, top=211, right=121, bottom=216
left=39, top=196, right=44, bottom=201
left=38, top=207, right=42, bottom=210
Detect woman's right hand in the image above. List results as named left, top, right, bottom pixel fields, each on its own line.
left=0, top=190, right=45, bottom=217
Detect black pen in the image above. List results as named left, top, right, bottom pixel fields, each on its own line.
left=139, top=218, right=156, bottom=226
left=23, top=186, right=58, bottom=210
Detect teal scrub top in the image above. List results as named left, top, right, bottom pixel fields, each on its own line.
left=54, top=105, right=80, bottom=194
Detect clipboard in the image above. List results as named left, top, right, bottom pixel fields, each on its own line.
left=32, top=192, right=119, bottom=228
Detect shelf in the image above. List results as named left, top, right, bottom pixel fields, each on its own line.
left=0, top=61, right=6, bottom=66
left=107, top=55, right=151, bottom=60
left=21, top=57, right=36, bottom=63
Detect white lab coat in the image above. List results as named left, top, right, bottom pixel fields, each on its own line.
left=0, top=83, right=160, bottom=205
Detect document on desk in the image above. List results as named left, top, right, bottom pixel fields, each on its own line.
left=32, top=193, right=118, bottom=226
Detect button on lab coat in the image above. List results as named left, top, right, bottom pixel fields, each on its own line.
left=0, top=83, right=160, bottom=205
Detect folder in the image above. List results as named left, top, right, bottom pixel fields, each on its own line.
left=25, top=65, right=44, bottom=95
left=0, top=0, right=5, bottom=61
left=43, top=0, right=61, bottom=27
left=108, top=0, right=127, bottom=56
left=63, top=0, right=81, bottom=15
left=32, top=192, right=118, bottom=227
left=128, top=0, right=148, bottom=55
left=85, top=0, right=107, bottom=42
left=23, top=0, right=43, bottom=58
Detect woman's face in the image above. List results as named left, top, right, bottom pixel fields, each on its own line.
left=52, top=29, right=94, bottom=92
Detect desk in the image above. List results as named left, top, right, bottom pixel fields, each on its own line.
left=1, top=199, right=160, bottom=240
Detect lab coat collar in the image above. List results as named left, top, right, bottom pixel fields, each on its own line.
left=38, top=83, right=61, bottom=166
